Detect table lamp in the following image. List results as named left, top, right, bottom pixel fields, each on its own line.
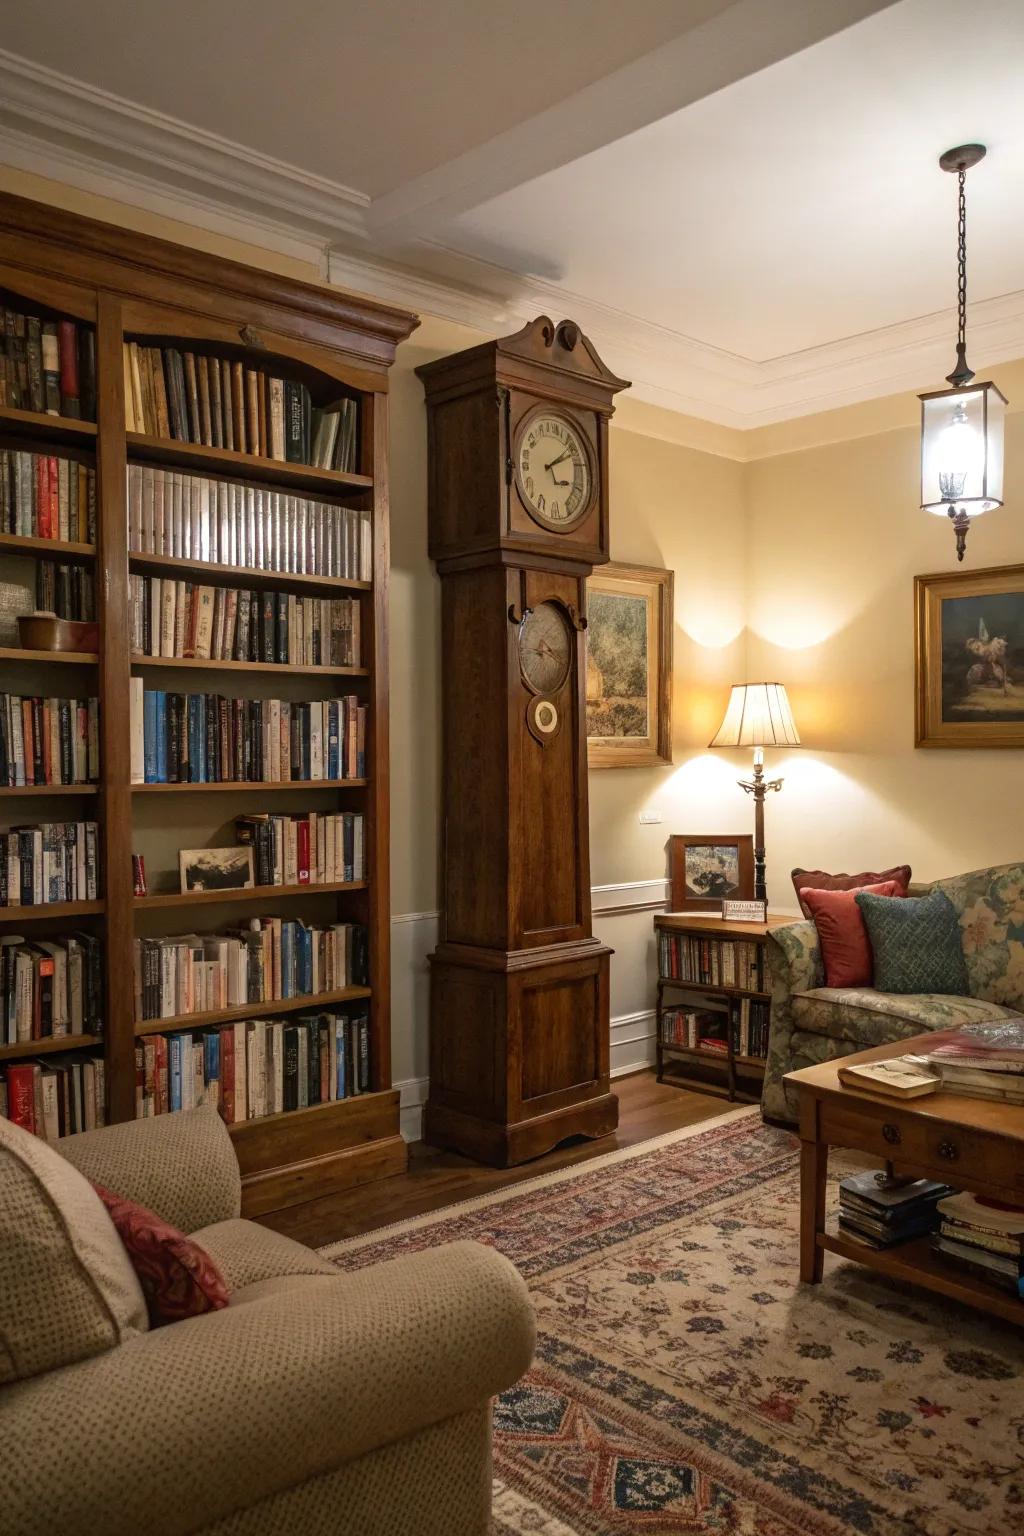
left=709, top=682, right=801, bottom=905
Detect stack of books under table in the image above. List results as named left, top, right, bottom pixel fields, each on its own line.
left=932, top=1193, right=1024, bottom=1297
left=838, top=1171, right=952, bottom=1248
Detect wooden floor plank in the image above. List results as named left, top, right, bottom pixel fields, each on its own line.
left=261, top=1069, right=733, bottom=1246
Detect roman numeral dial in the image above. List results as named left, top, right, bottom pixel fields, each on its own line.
left=514, top=409, right=593, bottom=532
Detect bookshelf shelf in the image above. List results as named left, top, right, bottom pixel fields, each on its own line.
left=127, top=550, right=370, bottom=595
left=0, top=189, right=416, bottom=1214
left=0, top=403, right=97, bottom=444
left=134, top=985, right=372, bottom=1036
left=0, top=900, right=104, bottom=924
left=136, top=880, right=367, bottom=908
left=0, top=533, right=95, bottom=561
left=658, top=978, right=771, bottom=1002
left=0, top=1034, right=104, bottom=1062
left=0, top=647, right=98, bottom=665
left=130, top=655, right=369, bottom=678
left=126, top=431, right=374, bottom=495
left=132, top=779, right=368, bottom=793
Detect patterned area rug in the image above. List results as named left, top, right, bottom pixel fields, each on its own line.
left=323, top=1107, right=1024, bottom=1535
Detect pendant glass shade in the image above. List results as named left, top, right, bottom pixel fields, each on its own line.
left=709, top=682, right=801, bottom=749
left=920, top=381, right=1006, bottom=519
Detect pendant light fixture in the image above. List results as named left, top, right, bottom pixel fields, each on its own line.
left=919, top=145, right=1007, bottom=562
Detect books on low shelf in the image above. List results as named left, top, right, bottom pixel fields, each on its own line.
left=931, top=1191, right=1024, bottom=1296
left=135, top=1008, right=370, bottom=1123
left=2, top=1053, right=105, bottom=1139
left=1, top=308, right=96, bottom=421
left=660, top=996, right=770, bottom=1058
left=36, top=560, right=95, bottom=621
left=1, top=449, right=96, bottom=542
left=122, top=342, right=358, bottom=471
left=235, top=811, right=364, bottom=885
left=658, top=929, right=765, bottom=990
left=0, top=693, right=100, bottom=786
left=838, top=1171, right=951, bottom=1249
left=129, top=575, right=360, bottom=666
left=1, top=820, right=99, bottom=905
left=133, top=917, right=367, bottom=1022
left=127, top=465, right=370, bottom=577
left=1, top=929, right=103, bottom=1043
left=129, top=685, right=366, bottom=784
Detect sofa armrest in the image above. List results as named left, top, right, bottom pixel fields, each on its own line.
left=0, top=1240, right=534, bottom=1536
left=761, top=920, right=824, bottom=1123
left=59, top=1103, right=241, bottom=1231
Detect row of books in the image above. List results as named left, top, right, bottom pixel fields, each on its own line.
left=236, top=812, right=364, bottom=886
left=1, top=309, right=96, bottom=420
left=0, top=821, right=99, bottom=906
left=36, top=560, right=96, bottom=622
left=129, top=687, right=366, bottom=785
left=0, top=694, right=100, bottom=787
left=128, top=576, right=362, bottom=667
left=126, top=465, right=371, bottom=578
left=2, top=1055, right=105, bottom=1140
left=135, top=1010, right=370, bottom=1122
left=932, top=1190, right=1024, bottom=1297
left=659, top=997, right=770, bottom=1059
left=0, top=450, right=97, bottom=543
left=122, top=342, right=359, bottom=471
left=1, top=931, right=104, bottom=1043
left=133, top=918, right=368, bottom=1022
left=658, top=932, right=766, bottom=991
left=838, top=1172, right=950, bottom=1249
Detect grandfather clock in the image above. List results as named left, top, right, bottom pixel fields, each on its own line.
left=418, top=316, right=628, bottom=1166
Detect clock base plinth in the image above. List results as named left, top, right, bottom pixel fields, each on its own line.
left=425, top=938, right=618, bottom=1168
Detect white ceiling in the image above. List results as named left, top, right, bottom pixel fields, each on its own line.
left=2, top=0, right=1023, bottom=427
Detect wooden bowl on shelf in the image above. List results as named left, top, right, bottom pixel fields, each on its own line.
left=17, top=612, right=99, bottom=653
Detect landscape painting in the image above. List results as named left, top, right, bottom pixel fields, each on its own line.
left=916, top=566, right=1024, bottom=747
left=586, top=562, right=673, bottom=767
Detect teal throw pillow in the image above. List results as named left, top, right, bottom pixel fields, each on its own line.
left=854, top=889, right=969, bottom=996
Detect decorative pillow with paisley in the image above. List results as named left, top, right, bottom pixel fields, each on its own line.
left=92, top=1183, right=230, bottom=1327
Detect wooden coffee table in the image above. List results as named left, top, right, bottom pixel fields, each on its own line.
left=787, top=1034, right=1024, bottom=1325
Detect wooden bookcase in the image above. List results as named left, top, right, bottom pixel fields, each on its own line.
left=654, top=913, right=789, bottom=1105
left=0, top=192, right=418, bottom=1216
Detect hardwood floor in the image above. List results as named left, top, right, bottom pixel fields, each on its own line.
left=264, top=1069, right=736, bottom=1248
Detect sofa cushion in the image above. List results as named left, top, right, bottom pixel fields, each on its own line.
left=857, top=889, right=970, bottom=995
left=190, top=1217, right=338, bottom=1292
left=93, top=1184, right=230, bottom=1327
left=0, top=1116, right=148, bottom=1385
left=802, top=880, right=899, bottom=987
left=791, top=986, right=1019, bottom=1047
left=792, top=863, right=911, bottom=917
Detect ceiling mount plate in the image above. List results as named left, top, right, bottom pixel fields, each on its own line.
left=939, top=143, right=987, bottom=173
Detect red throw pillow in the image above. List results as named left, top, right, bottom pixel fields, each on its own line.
left=792, top=863, right=911, bottom=918
left=802, top=880, right=900, bottom=988
left=92, top=1183, right=229, bottom=1328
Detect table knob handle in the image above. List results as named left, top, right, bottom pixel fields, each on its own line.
left=882, top=1123, right=902, bottom=1145
left=938, top=1139, right=959, bottom=1161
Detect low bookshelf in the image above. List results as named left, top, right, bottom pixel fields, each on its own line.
left=654, top=913, right=789, bottom=1105
left=0, top=191, right=418, bottom=1217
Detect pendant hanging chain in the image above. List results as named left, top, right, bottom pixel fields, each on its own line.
left=956, top=167, right=968, bottom=350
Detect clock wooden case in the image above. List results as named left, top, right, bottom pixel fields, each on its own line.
left=418, top=317, right=628, bottom=1166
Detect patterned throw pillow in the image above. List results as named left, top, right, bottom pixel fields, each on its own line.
left=855, top=890, right=970, bottom=996
left=92, top=1184, right=230, bottom=1327
left=792, top=864, right=911, bottom=918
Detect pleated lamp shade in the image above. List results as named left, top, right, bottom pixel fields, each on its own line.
left=709, top=683, right=801, bottom=749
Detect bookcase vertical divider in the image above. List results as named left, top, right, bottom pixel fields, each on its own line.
left=366, top=391, right=391, bottom=1093
left=95, top=292, right=136, bottom=1124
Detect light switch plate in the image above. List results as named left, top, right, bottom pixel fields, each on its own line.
left=638, top=811, right=662, bottom=825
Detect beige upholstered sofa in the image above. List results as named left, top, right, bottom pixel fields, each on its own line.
left=1, top=1104, right=535, bottom=1536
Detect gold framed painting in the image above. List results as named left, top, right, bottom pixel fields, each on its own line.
left=586, top=561, right=673, bottom=767
left=915, top=563, right=1024, bottom=748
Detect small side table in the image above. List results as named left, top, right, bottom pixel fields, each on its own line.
left=654, top=913, right=789, bottom=1103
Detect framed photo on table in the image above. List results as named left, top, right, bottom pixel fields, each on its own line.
left=669, top=834, right=755, bottom=913
left=586, top=562, right=673, bottom=767
left=916, top=564, right=1024, bottom=747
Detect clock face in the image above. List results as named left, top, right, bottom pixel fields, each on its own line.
left=519, top=603, right=572, bottom=695
left=515, top=411, right=593, bottom=531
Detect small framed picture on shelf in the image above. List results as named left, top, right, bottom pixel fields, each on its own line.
left=179, top=846, right=254, bottom=895
left=669, top=834, right=754, bottom=913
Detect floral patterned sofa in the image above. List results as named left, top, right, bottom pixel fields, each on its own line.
left=761, top=862, right=1024, bottom=1123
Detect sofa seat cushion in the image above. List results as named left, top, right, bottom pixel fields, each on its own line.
left=191, top=1218, right=337, bottom=1291
left=791, top=987, right=1019, bottom=1047
left=0, top=1116, right=148, bottom=1385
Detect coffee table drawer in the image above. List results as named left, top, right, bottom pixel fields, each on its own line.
left=819, top=1100, right=1024, bottom=1196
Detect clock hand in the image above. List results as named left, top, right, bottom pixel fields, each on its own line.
left=544, top=449, right=572, bottom=473
left=551, top=475, right=571, bottom=487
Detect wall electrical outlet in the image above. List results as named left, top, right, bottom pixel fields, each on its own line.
left=638, top=810, right=662, bottom=825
